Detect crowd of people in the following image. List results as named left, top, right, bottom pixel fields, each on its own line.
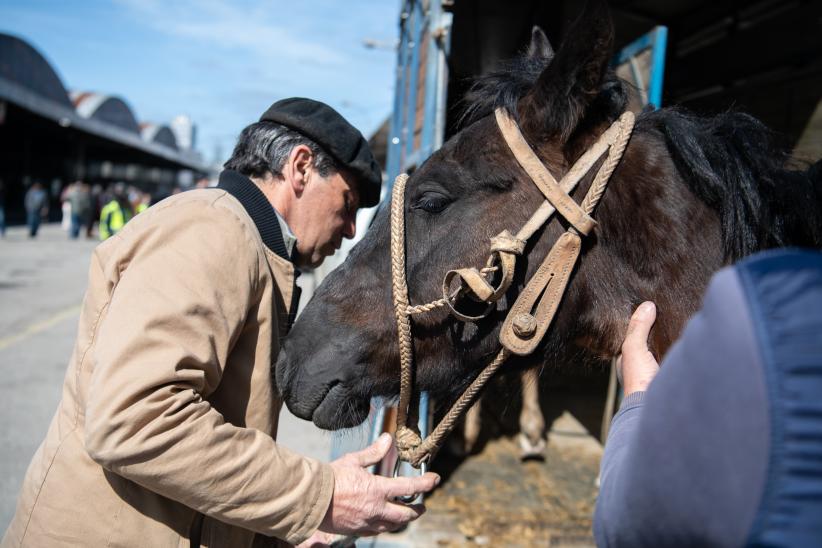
left=9, top=179, right=205, bottom=240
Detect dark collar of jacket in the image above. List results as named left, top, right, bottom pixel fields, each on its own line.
left=217, top=169, right=302, bottom=329
left=217, top=169, right=295, bottom=263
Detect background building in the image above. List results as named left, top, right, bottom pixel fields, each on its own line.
left=0, top=32, right=209, bottom=224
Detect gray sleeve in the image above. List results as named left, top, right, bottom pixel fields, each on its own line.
left=594, top=268, right=770, bottom=548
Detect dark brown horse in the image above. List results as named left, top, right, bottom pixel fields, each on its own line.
left=276, top=0, right=822, bottom=434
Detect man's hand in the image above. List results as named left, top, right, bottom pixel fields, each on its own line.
left=617, top=301, right=660, bottom=396
left=312, top=433, right=440, bottom=542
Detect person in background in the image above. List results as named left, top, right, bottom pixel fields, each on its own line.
left=134, top=189, right=150, bottom=214
left=127, top=186, right=141, bottom=214
left=23, top=182, right=48, bottom=238
left=60, top=183, right=73, bottom=232
left=88, top=184, right=104, bottom=238
left=595, top=249, right=822, bottom=547
left=98, top=182, right=133, bottom=240
left=0, top=178, right=6, bottom=238
left=67, top=181, right=93, bottom=240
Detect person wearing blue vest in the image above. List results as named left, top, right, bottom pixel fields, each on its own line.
left=595, top=249, right=822, bottom=547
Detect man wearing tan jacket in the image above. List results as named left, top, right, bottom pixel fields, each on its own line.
left=2, top=98, right=438, bottom=548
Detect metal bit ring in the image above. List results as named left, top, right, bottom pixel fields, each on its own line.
left=392, top=458, right=428, bottom=504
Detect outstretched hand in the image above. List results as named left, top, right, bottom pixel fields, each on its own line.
left=616, top=301, right=660, bottom=396
left=299, top=433, right=440, bottom=547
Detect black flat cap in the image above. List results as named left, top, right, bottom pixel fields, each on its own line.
left=260, top=98, right=382, bottom=207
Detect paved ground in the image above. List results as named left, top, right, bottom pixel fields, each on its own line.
left=0, top=223, right=331, bottom=532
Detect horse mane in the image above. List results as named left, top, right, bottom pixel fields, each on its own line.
left=638, top=109, right=822, bottom=259
left=458, top=55, right=547, bottom=128
left=459, top=51, right=822, bottom=260
left=458, top=53, right=628, bottom=134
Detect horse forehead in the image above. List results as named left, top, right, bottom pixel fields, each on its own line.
left=418, top=121, right=509, bottom=178
left=454, top=116, right=503, bottom=153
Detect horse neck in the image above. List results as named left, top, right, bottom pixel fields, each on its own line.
left=543, top=125, right=727, bottom=365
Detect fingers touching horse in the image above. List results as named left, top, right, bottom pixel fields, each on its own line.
left=276, top=0, right=822, bottom=435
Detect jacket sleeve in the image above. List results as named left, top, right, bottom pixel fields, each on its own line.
left=84, top=198, right=333, bottom=544
left=593, top=268, right=769, bottom=548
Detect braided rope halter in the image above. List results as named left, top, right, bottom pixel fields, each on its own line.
left=390, top=108, right=635, bottom=468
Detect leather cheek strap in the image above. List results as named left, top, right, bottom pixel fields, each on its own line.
left=495, top=109, right=597, bottom=236
left=499, top=231, right=582, bottom=355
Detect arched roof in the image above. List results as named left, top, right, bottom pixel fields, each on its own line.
left=140, top=123, right=178, bottom=150
left=0, top=33, right=71, bottom=107
left=0, top=32, right=203, bottom=170
left=71, top=91, right=140, bottom=134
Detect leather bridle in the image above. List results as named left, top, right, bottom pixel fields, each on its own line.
left=390, top=107, right=635, bottom=468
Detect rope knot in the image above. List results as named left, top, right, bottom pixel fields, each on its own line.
left=490, top=230, right=526, bottom=255
left=395, top=426, right=422, bottom=453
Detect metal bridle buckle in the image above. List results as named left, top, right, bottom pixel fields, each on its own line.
left=392, top=458, right=428, bottom=504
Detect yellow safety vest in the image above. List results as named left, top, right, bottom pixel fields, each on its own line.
left=99, top=200, right=132, bottom=240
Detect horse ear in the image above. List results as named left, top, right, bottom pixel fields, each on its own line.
left=521, top=0, right=614, bottom=140
left=526, top=26, right=554, bottom=61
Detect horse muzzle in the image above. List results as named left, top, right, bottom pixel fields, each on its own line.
left=275, top=329, right=371, bottom=430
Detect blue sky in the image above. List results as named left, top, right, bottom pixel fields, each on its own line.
left=1, top=0, right=400, bottom=165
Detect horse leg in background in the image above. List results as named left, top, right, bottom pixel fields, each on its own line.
left=443, top=398, right=482, bottom=457
left=462, top=398, right=482, bottom=454
left=518, top=368, right=546, bottom=459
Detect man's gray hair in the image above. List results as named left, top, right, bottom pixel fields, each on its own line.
left=224, top=121, right=338, bottom=179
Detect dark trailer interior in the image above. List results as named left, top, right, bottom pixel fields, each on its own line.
left=448, top=0, right=821, bottom=151
left=384, top=0, right=821, bottom=182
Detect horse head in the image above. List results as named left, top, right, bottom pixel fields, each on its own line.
left=276, top=0, right=822, bottom=431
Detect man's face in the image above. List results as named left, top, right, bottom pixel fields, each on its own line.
left=292, top=167, right=359, bottom=268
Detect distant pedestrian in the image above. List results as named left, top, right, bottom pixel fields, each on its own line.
left=68, top=181, right=93, bottom=239
left=0, top=178, right=6, bottom=237
left=24, top=182, right=48, bottom=238
left=99, top=183, right=133, bottom=240
left=129, top=187, right=150, bottom=214
left=89, top=184, right=103, bottom=237
left=135, top=197, right=149, bottom=214
left=60, top=184, right=73, bottom=232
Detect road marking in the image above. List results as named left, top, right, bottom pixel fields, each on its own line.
left=0, top=304, right=82, bottom=351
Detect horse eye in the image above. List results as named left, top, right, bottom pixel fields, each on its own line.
left=414, top=192, right=451, bottom=214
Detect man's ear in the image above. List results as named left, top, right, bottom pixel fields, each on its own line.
left=287, top=145, right=314, bottom=195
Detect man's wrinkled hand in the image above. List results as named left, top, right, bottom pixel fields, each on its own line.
left=314, top=433, right=440, bottom=539
left=617, top=301, right=660, bottom=396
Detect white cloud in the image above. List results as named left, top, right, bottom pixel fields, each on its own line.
left=103, top=0, right=394, bottom=161
left=115, top=0, right=348, bottom=67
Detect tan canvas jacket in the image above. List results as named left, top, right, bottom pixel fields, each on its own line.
left=2, top=186, right=334, bottom=548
